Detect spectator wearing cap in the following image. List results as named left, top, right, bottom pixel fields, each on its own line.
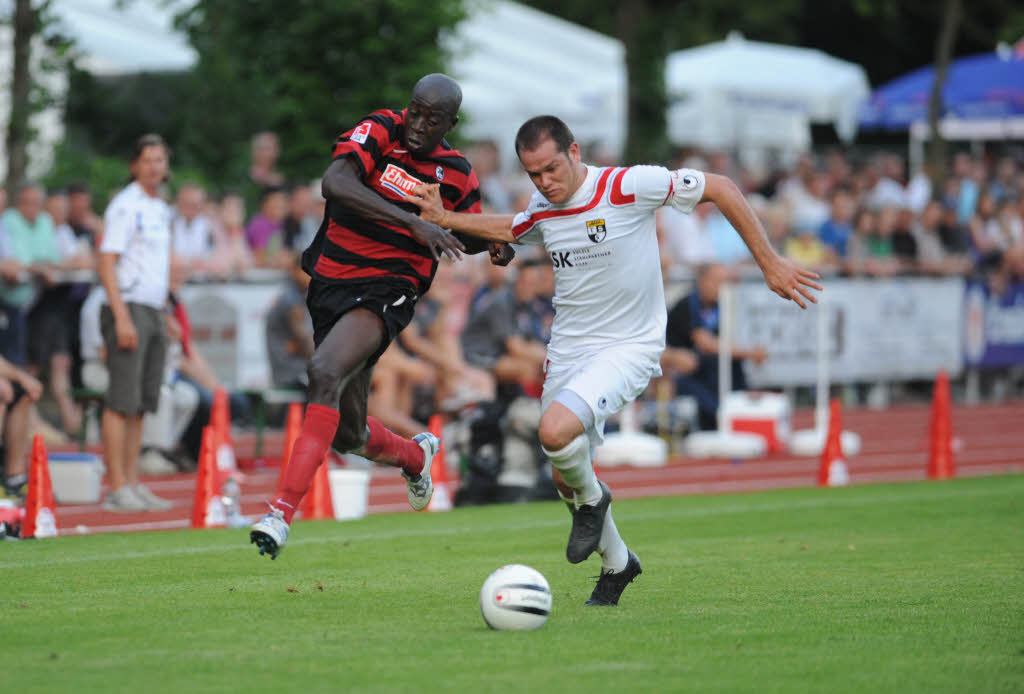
left=96, top=134, right=175, bottom=512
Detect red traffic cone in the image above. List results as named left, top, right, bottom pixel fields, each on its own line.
left=22, top=435, right=58, bottom=538
left=191, top=426, right=226, bottom=528
left=427, top=414, right=452, bottom=512
left=275, top=402, right=303, bottom=501
left=817, top=399, right=850, bottom=487
left=928, top=370, right=956, bottom=480
left=299, top=454, right=334, bottom=520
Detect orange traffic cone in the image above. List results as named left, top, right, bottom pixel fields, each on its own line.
left=817, top=399, right=850, bottom=487
left=22, top=435, right=58, bottom=538
left=427, top=414, right=452, bottom=512
left=191, top=426, right=226, bottom=528
left=211, top=388, right=240, bottom=486
left=275, top=402, right=303, bottom=501
left=299, top=454, right=334, bottom=520
left=928, top=370, right=955, bottom=480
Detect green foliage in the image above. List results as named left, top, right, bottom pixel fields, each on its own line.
left=173, top=0, right=466, bottom=187
left=4, top=475, right=1023, bottom=693
left=42, top=139, right=127, bottom=210
left=62, top=68, right=193, bottom=166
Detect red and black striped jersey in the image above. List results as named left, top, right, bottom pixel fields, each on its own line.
left=301, top=108, right=482, bottom=294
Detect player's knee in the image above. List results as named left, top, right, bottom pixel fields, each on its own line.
left=307, top=352, right=344, bottom=405
left=538, top=418, right=576, bottom=452
left=331, top=419, right=368, bottom=453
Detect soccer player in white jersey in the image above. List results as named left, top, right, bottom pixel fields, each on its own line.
left=410, top=116, right=821, bottom=606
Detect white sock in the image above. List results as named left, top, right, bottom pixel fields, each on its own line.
left=542, top=434, right=601, bottom=507
left=598, top=505, right=629, bottom=573
left=556, top=487, right=575, bottom=514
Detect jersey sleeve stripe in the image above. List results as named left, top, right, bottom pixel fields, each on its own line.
left=512, top=167, right=615, bottom=239
left=662, top=179, right=674, bottom=206
left=609, top=167, right=635, bottom=205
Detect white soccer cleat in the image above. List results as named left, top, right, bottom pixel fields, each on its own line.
left=250, top=506, right=289, bottom=559
left=403, top=433, right=439, bottom=511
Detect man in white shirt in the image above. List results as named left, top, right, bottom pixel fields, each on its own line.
left=171, top=183, right=213, bottom=265
left=411, top=115, right=821, bottom=606
left=96, top=133, right=175, bottom=512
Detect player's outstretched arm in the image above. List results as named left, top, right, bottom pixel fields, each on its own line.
left=322, top=158, right=465, bottom=261
left=701, top=174, right=823, bottom=309
left=409, top=183, right=517, bottom=244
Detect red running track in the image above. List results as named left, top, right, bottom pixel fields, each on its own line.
left=47, top=402, right=1024, bottom=536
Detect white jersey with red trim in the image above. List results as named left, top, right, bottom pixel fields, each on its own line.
left=512, top=164, right=706, bottom=362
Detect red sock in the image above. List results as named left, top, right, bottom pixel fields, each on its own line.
left=275, top=404, right=339, bottom=523
left=363, top=416, right=425, bottom=476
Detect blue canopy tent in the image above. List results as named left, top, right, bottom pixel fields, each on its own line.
left=860, top=47, right=1024, bottom=130
left=860, top=45, right=1024, bottom=172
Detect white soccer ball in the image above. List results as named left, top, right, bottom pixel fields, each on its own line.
left=479, top=564, right=552, bottom=631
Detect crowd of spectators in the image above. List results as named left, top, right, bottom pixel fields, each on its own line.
left=1, top=132, right=1022, bottom=507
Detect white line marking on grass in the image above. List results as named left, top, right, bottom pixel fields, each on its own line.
left=2, top=483, right=1019, bottom=570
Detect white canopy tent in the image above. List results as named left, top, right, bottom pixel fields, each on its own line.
left=665, top=32, right=870, bottom=152
left=444, top=1, right=627, bottom=166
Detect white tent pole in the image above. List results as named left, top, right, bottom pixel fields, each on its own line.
left=909, top=130, right=925, bottom=178
left=718, top=283, right=734, bottom=432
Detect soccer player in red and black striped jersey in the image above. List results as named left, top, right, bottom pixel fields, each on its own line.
left=251, top=74, right=514, bottom=559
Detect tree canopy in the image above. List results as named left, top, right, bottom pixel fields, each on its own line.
left=173, top=0, right=465, bottom=187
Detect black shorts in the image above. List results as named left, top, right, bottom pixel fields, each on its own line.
left=306, top=278, right=418, bottom=367
left=0, top=302, right=28, bottom=366
left=28, top=291, right=74, bottom=366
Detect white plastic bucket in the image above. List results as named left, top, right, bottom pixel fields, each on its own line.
left=328, top=468, right=371, bottom=521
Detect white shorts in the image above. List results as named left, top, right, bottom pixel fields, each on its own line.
left=541, top=344, right=663, bottom=445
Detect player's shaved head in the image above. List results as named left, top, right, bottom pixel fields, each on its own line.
left=410, top=73, right=462, bottom=117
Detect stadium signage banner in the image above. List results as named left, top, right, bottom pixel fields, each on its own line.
left=963, top=280, right=1024, bottom=368
left=731, top=277, right=965, bottom=387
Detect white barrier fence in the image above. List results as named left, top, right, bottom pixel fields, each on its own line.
left=179, top=283, right=282, bottom=389
left=177, top=276, right=968, bottom=391
left=729, top=277, right=965, bottom=387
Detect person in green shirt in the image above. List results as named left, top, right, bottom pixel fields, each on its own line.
left=0, top=184, right=60, bottom=366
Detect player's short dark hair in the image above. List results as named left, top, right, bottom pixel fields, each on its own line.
left=515, top=116, right=575, bottom=157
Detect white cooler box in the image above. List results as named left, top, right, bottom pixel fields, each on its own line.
left=48, top=453, right=104, bottom=504
left=720, top=392, right=791, bottom=454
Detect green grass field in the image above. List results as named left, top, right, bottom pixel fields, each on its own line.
left=6, top=475, right=1024, bottom=693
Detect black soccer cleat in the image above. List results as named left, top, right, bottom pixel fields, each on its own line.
left=586, top=550, right=642, bottom=606
left=565, top=480, right=612, bottom=564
